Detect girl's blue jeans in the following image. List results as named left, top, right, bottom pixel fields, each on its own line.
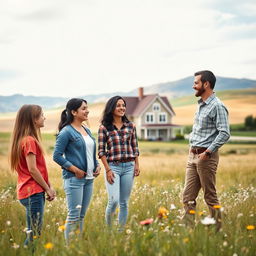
left=63, top=177, right=94, bottom=242
left=105, top=161, right=134, bottom=226
left=19, top=192, right=45, bottom=246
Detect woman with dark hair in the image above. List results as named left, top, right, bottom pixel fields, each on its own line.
left=98, top=96, right=140, bottom=228
left=9, top=105, right=55, bottom=246
left=53, top=98, right=100, bottom=242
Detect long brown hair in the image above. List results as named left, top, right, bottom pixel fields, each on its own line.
left=10, top=104, right=43, bottom=171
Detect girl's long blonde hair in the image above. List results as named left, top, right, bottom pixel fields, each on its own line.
left=10, top=104, right=43, bottom=171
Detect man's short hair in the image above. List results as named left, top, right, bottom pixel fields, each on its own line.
left=194, top=70, right=216, bottom=89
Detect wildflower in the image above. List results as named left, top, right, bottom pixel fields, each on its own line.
left=12, top=243, right=20, bottom=249
left=33, top=236, right=37, bottom=239
left=6, top=221, right=11, bottom=226
left=183, top=238, right=189, bottom=243
left=189, top=210, right=196, bottom=215
left=162, top=226, right=170, bottom=232
left=140, top=218, right=154, bottom=225
left=201, top=217, right=216, bottom=225
left=158, top=207, right=169, bottom=219
left=170, top=204, right=176, bottom=210
left=75, top=229, right=80, bottom=235
left=237, top=213, right=243, bottom=218
left=126, top=229, right=132, bottom=235
left=58, top=225, right=66, bottom=232
left=213, top=205, right=221, bottom=209
left=246, top=225, right=255, bottom=230
left=223, top=241, right=228, bottom=247
left=198, top=211, right=204, bottom=216
left=76, top=205, right=82, bottom=209
left=44, top=242, right=54, bottom=249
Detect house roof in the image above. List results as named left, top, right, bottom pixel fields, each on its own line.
left=123, top=95, right=175, bottom=116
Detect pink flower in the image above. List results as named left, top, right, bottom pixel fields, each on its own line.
left=140, top=218, right=154, bottom=225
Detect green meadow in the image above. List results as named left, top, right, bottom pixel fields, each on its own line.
left=0, top=133, right=255, bottom=256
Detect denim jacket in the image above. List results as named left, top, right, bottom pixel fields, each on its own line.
left=53, top=125, right=98, bottom=179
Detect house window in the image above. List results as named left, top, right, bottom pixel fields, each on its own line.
left=153, top=103, right=160, bottom=111
left=159, top=113, right=167, bottom=123
left=145, top=113, right=154, bottom=123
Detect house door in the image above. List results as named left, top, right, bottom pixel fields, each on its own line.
left=159, top=129, right=167, bottom=141
left=147, top=129, right=157, bottom=140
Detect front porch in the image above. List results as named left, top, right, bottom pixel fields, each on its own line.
left=139, top=124, right=182, bottom=141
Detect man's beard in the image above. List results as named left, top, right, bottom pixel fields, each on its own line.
left=195, top=86, right=205, bottom=97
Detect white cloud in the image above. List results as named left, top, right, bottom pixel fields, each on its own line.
left=0, top=0, right=255, bottom=97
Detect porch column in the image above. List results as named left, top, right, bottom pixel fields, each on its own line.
left=167, top=128, right=170, bottom=140
left=145, top=128, right=148, bottom=139
left=156, top=129, right=159, bottom=139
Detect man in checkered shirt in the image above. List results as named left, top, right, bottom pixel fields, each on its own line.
left=182, top=70, right=230, bottom=231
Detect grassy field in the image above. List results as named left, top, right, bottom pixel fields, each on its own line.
left=0, top=132, right=255, bottom=255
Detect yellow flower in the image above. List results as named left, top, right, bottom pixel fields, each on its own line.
left=58, top=225, right=66, bottom=232
left=213, top=205, right=221, bottom=209
left=44, top=242, right=54, bottom=249
left=75, top=229, right=80, bottom=235
left=158, top=206, right=169, bottom=219
left=189, top=210, right=196, bottom=215
left=33, top=236, right=37, bottom=239
left=183, top=238, right=189, bottom=243
left=246, top=225, right=255, bottom=230
left=198, top=211, right=204, bottom=216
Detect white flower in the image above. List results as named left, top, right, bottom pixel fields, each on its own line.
left=76, top=205, right=82, bottom=209
left=12, top=243, right=20, bottom=249
left=201, top=216, right=216, bottom=225
left=170, top=204, right=176, bottom=210
left=223, top=241, right=228, bottom=247
left=232, top=253, right=238, bottom=256
left=6, top=221, right=11, bottom=226
left=126, top=229, right=132, bottom=235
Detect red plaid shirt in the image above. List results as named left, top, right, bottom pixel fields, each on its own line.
left=98, top=122, right=139, bottom=162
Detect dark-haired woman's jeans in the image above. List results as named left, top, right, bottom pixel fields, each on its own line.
left=19, top=192, right=45, bottom=246
left=63, top=177, right=94, bottom=243
left=105, top=161, right=134, bottom=227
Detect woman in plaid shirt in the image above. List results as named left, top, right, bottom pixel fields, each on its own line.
left=98, top=96, right=140, bottom=227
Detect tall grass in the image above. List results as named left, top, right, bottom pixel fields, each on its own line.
left=0, top=133, right=255, bottom=255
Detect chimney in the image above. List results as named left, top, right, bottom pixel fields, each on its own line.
left=138, top=87, right=144, bottom=100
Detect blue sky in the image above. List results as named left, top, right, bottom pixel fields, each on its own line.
left=0, top=0, right=256, bottom=97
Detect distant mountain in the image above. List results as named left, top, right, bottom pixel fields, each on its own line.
left=138, top=76, right=256, bottom=98
left=0, top=76, right=255, bottom=113
left=0, top=94, right=68, bottom=113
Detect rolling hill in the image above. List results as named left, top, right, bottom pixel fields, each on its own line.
left=172, top=88, right=256, bottom=125
left=1, top=88, right=255, bottom=131
left=0, top=76, right=255, bottom=113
